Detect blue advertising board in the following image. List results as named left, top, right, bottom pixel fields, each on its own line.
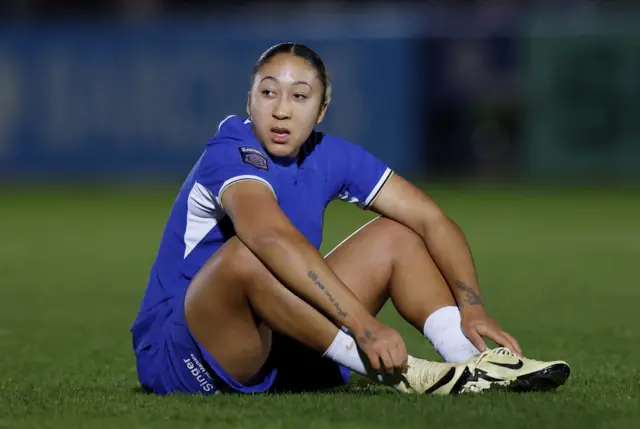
left=0, top=21, right=425, bottom=179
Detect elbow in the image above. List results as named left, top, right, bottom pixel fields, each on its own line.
left=235, top=220, right=291, bottom=255
left=421, top=210, right=458, bottom=239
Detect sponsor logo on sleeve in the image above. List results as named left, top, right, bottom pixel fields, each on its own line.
left=238, top=146, right=269, bottom=171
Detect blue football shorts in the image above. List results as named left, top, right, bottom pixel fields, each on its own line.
left=134, top=288, right=351, bottom=395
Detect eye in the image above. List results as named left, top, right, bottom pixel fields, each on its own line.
left=261, top=89, right=275, bottom=97
left=294, top=93, right=308, bottom=100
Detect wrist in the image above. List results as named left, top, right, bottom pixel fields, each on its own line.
left=459, top=304, right=487, bottom=316
left=346, top=311, right=377, bottom=337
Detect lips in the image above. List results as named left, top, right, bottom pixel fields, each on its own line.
left=270, top=127, right=290, bottom=144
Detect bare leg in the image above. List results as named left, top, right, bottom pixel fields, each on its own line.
left=325, top=216, right=457, bottom=331
left=184, top=236, right=339, bottom=383
left=185, top=216, right=462, bottom=384
left=184, top=219, right=566, bottom=394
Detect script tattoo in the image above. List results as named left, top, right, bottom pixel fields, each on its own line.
left=454, top=280, right=484, bottom=307
left=308, top=271, right=347, bottom=318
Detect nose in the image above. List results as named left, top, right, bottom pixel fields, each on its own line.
left=272, top=96, right=291, bottom=120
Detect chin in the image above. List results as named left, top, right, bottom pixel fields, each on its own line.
left=265, top=142, right=299, bottom=158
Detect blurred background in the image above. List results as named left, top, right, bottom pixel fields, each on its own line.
left=1, top=4, right=639, bottom=424
left=1, top=0, right=639, bottom=184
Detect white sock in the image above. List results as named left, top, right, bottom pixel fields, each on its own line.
left=423, top=306, right=480, bottom=363
left=323, top=329, right=416, bottom=386
left=322, top=329, right=368, bottom=376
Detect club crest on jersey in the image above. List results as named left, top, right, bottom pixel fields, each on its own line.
left=238, top=146, right=269, bottom=171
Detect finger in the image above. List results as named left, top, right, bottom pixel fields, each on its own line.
left=381, top=349, right=395, bottom=375
left=398, top=341, right=409, bottom=370
left=366, top=351, right=381, bottom=372
left=496, top=333, right=514, bottom=351
left=477, top=325, right=509, bottom=348
left=503, top=332, right=523, bottom=356
left=391, top=343, right=405, bottom=371
left=465, top=328, right=487, bottom=353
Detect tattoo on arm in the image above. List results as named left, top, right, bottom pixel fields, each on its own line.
left=308, top=271, right=347, bottom=318
left=454, top=280, right=483, bottom=308
left=356, top=327, right=375, bottom=345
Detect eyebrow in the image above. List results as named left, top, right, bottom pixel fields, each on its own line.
left=260, top=76, right=313, bottom=89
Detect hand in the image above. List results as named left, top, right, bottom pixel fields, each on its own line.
left=461, top=308, right=523, bottom=356
left=354, top=320, right=408, bottom=375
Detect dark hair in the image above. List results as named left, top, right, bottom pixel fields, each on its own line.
left=252, top=42, right=332, bottom=104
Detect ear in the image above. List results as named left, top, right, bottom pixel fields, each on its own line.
left=316, top=101, right=329, bottom=125
left=246, top=91, right=252, bottom=117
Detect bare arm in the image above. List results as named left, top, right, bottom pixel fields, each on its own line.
left=370, top=174, right=522, bottom=354
left=220, top=179, right=407, bottom=370
left=370, top=174, right=482, bottom=310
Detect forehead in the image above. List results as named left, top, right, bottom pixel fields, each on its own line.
left=255, top=54, right=320, bottom=84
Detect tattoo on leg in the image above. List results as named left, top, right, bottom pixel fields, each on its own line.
left=454, top=280, right=483, bottom=307
left=308, top=271, right=347, bottom=318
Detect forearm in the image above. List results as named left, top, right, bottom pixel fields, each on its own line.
left=239, top=227, right=373, bottom=336
left=420, top=217, right=485, bottom=312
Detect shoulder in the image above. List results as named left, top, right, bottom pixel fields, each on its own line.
left=196, top=115, right=272, bottom=178
left=206, top=115, right=254, bottom=148
left=301, top=130, right=358, bottom=161
left=204, top=116, right=268, bottom=163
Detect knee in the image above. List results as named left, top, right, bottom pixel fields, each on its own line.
left=372, top=217, right=424, bottom=253
left=223, top=237, right=271, bottom=286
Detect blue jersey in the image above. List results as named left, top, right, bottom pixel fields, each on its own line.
left=130, top=115, right=392, bottom=354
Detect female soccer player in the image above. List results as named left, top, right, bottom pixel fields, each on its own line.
left=130, top=43, right=570, bottom=396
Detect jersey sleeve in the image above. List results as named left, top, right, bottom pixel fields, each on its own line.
left=333, top=139, right=393, bottom=209
left=195, top=141, right=276, bottom=208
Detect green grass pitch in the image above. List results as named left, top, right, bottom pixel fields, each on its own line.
left=0, top=183, right=638, bottom=428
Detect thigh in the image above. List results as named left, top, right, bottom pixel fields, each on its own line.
left=182, top=235, right=349, bottom=395
left=183, top=237, right=274, bottom=387
left=267, top=217, right=413, bottom=392
left=135, top=296, right=277, bottom=396
left=324, top=216, right=402, bottom=314
left=326, top=215, right=456, bottom=325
